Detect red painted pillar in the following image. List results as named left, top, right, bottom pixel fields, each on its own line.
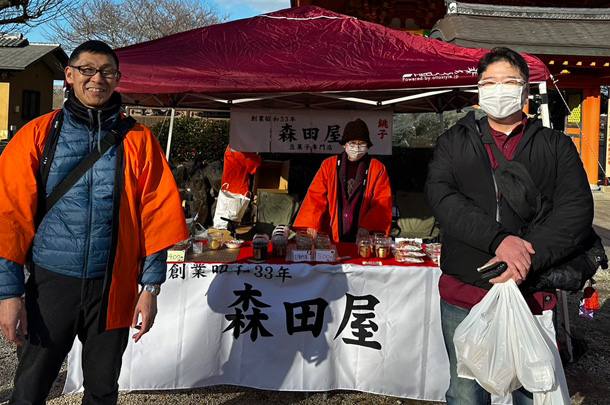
left=582, top=87, right=601, bottom=185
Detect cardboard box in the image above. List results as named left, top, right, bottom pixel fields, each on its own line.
left=253, top=160, right=289, bottom=194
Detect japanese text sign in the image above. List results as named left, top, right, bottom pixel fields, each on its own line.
left=230, top=108, right=392, bottom=155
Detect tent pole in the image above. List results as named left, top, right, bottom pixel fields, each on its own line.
left=539, top=82, right=551, bottom=128
left=166, top=108, right=176, bottom=161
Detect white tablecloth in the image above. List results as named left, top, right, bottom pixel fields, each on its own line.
left=65, top=262, right=451, bottom=401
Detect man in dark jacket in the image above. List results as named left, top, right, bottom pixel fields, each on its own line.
left=425, top=47, right=593, bottom=404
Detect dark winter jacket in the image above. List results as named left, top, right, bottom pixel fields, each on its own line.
left=424, top=112, right=593, bottom=289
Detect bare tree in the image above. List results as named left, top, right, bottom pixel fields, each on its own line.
left=46, top=0, right=227, bottom=50
left=0, top=0, right=75, bottom=32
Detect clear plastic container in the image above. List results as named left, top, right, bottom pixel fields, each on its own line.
left=296, top=229, right=313, bottom=250
left=208, top=231, right=223, bottom=250
left=315, top=232, right=331, bottom=250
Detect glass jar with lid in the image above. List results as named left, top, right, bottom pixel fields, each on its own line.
left=271, top=233, right=287, bottom=258
left=373, top=234, right=389, bottom=259
left=357, top=236, right=373, bottom=259
left=252, top=233, right=269, bottom=261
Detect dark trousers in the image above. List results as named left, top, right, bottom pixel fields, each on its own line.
left=10, top=266, right=129, bottom=405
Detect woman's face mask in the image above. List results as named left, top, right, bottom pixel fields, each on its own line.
left=345, top=142, right=368, bottom=161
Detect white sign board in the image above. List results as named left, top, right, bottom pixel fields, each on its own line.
left=230, top=109, right=393, bottom=155
left=65, top=263, right=450, bottom=400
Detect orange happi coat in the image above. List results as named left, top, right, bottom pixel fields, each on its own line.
left=0, top=110, right=188, bottom=330
left=221, top=146, right=262, bottom=196
left=293, top=155, right=392, bottom=242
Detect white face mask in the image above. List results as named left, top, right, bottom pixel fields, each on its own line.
left=345, top=144, right=368, bottom=161
left=478, top=84, right=525, bottom=119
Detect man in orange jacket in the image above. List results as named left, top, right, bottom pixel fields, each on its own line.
left=294, top=118, right=392, bottom=242
left=0, top=40, right=188, bottom=404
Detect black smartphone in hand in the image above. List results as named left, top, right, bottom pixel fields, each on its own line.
left=477, top=261, right=508, bottom=279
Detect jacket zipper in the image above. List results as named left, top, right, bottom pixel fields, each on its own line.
left=83, top=127, right=95, bottom=279
left=491, top=167, right=501, bottom=222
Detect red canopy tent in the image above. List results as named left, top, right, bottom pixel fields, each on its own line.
left=115, top=5, right=550, bottom=113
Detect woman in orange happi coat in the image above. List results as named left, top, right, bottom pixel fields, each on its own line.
left=293, top=118, right=392, bottom=242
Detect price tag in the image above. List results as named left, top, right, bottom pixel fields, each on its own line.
left=315, top=249, right=336, bottom=262
left=292, top=250, right=312, bottom=262
left=168, top=249, right=186, bottom=262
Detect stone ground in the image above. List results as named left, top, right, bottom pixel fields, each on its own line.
left=1, top=192, right=609, bottom=405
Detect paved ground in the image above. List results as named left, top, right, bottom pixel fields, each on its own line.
left=1, top=191, right=609, bottom=404
left=592, top=189, right=610, bottom=254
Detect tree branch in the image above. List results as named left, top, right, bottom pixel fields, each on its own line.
left=44, top=0, right=227, bottom=50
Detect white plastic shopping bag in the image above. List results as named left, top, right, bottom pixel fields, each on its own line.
left=510, top=291, right=556, bottom=393
left=533, top=311, right=571, bottom=405
left=212, top=183, right=251, bottom=230
left=453, top=281, right=520, bottom=396
left=454, top=280, right=562, bottom=399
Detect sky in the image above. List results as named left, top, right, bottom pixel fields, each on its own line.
left=25, top=0, right=292, bottom=43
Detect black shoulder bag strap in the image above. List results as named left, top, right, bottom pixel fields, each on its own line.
left=39, top=110, right=64, bottom=185
left=39, top=115, right=137, bottom=221
left=34, top=110, right=64, bottom=227
left=478, top=117, right=542, bottom=223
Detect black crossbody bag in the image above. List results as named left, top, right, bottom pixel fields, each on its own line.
left=479, top=118, right=607, bottom=292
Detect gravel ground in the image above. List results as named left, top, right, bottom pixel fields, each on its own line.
left=2, top=192, right=610, bottom=405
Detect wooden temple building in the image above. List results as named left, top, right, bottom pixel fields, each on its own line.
left=291, top=0, right=610, bottom=186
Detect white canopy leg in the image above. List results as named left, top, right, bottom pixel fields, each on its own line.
left=165, top=108, right=176, bottom=161
left=539, top=82, right=551, bottom=128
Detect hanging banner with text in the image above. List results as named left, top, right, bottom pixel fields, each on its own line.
left=65, top=263, right=451, bottom=401
left=230, top=109, right=393, bottom=155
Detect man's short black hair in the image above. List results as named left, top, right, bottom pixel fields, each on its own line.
left=477, top=47, right=529, bottom=83
left=69, top=40, right=119, bottom=69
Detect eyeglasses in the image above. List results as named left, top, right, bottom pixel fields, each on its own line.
left=346, top=141, right=368, bottom=147
left=477, top=78, right=526, bottom=89
left=70, top=65, right=120, bottom=79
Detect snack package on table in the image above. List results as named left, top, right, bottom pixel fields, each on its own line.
left=423, top=243, right=441, bottom=265
left=392, top=239, right=425, bottom=263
